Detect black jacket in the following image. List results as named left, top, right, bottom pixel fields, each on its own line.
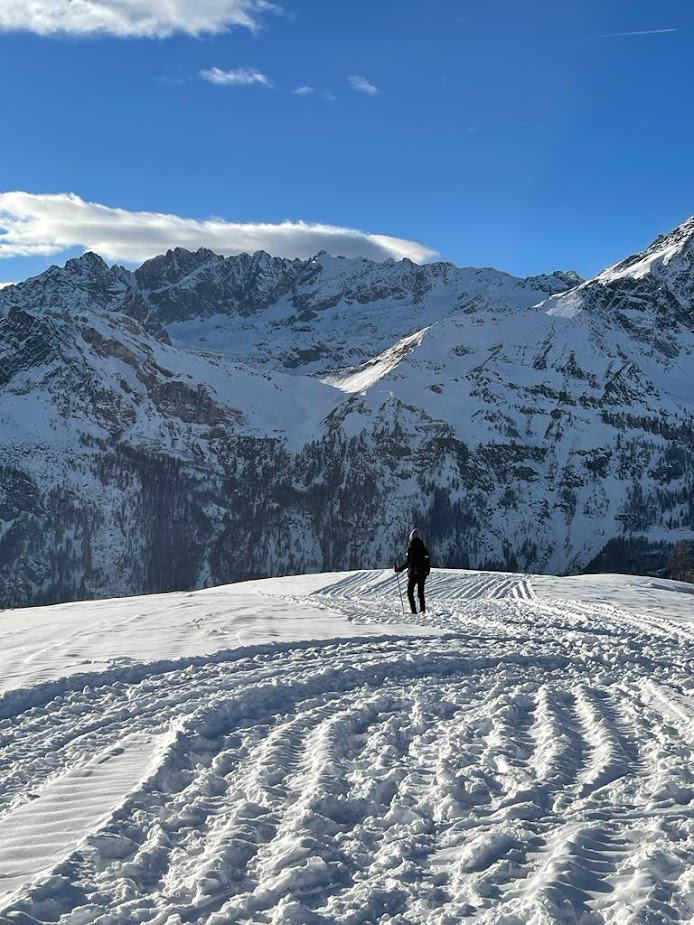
left=401, top=537, right=430, bottom=578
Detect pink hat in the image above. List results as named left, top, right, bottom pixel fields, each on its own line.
left=409, top=528, right=421, bottom=541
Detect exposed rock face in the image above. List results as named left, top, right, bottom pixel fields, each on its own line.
left=1, top=222, right=693, bottom=608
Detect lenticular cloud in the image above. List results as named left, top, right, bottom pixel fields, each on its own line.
left=0, top=192, right=437, bottom=264
left=0, top=0, right=278, bottom=38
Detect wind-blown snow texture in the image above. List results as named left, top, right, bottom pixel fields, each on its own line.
left=0, top=568, right=693, bottom=923
left=1, top=216, right=694, bottom=606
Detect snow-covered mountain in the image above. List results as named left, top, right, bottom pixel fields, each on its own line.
left=1, top=219, right=693, bottom=606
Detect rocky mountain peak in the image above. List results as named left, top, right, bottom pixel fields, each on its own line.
left=536, top=214, right=694, bottom=339
left=526, top=269, right=583, bottom=290
left=63, top=251, right=110, bottom=275
left=0, top=251, right=131, bottom=316
left=134, top=246, right=224, bottom=291
left=598, top=214, right=694, bottom=284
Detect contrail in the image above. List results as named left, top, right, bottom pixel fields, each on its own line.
left=601, top=28, right=678, bottom=37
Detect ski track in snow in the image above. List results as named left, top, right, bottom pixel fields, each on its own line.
left=0, top=570, right=693, bottom=924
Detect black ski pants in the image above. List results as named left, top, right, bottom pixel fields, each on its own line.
left=407, top=574, right=426, bottom=613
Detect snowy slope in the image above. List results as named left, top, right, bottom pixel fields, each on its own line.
left=0, top=301, right=342, bottom=450
left=0, top=568, right=693, bottom=924
left=160, top=254, right=582, bottom=375
left=0, top=300, right=343, bottom=606
left=325, top=286, right=694, bottom=571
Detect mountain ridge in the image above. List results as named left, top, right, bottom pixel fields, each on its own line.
left=1, top=218, right=693, bottom=607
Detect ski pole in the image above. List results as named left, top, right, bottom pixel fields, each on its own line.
left=394, top=564, right=405, bottom=614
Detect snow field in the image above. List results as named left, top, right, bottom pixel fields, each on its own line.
left=0, top=568, right=692, bottom=923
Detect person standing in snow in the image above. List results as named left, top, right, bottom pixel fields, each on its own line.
left=395, top=528, right=431, bottom=614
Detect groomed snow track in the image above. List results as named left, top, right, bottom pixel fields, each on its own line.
left=1, top=569, right=693, bottom=924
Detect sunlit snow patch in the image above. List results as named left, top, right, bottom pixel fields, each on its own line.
left=0, top=732, right=164, bottom=905
left=598, top=240, right=685, bottom=283
left=541, top=289, right=586, bottom=319
left=322, top=327, right=429, bottom=393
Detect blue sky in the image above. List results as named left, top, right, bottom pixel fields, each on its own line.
left=0, top=0, right=693, bottom=284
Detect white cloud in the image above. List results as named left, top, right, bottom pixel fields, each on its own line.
left=0, top=192, right=437, bottom=265
left=348, top=75, right=379, bottom=95
left=292, top=85, right=315, bottom=96
left=0, top=0, right=279, bottom=38
left=199, top=67, right=272, bottom=87
left=0, top=281, right=15, bottom=289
